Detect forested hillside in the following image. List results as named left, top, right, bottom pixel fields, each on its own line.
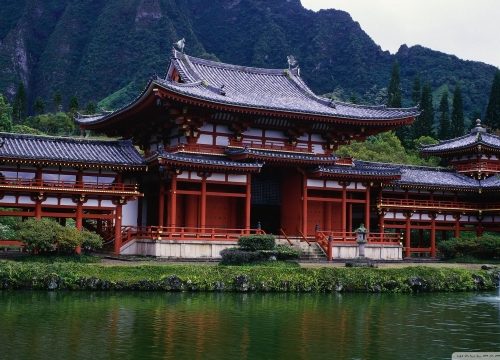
left=0, top=0, right=497, bottom=120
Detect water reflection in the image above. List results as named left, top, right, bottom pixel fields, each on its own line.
left=0, top=291, right=499, bottom=360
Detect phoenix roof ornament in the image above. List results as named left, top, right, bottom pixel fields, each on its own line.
left=174, top=38, right=186, bottom=53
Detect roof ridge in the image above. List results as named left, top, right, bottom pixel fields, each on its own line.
left=0, top=131, right=127, bottom=145
left=178, top=52, right=286, bottom=76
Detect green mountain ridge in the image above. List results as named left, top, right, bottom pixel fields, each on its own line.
left=0, top=0, right=497, bottom=119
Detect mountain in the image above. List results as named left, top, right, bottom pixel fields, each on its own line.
left=0, top=0, right=497, bottom=121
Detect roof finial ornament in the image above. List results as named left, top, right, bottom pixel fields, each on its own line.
left=472, top=118, right=486, bottom=133
left=174, top=38, right=186, bottom=53
left=287, top=55, right=297, bottom=69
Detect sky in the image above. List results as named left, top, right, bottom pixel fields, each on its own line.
left=300, top=0, right=500, bottom=68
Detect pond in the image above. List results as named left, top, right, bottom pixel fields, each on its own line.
left=0, top=291, right=499, bottom=360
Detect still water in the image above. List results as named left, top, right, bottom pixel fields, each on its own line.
left=0, top=291, right=499, bottom=360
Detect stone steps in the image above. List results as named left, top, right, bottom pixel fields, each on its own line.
left=275, top=236, right=326, bottom=261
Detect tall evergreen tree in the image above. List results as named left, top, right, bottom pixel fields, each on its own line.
left=68, top=96, right=79, bottom=115
left=12, top=83, right=27, bottom=123
left=0, top=94, right=13, bottom=132
left=53, top=91, right=62, bottom=112
left=438, top=90, right=450, bottom=139
left=85, top=102, right=97, bottom=115
left=414, top=82, right=434, bottom=138
left=387, top=61, right=402, bottom=107
left=412, top=75, right=421, bottom=106
left=33, top=97, right=45, bottom=115
left=485, top=70, right=500, bottom=130
left=451, top=85, right=465, bottom=137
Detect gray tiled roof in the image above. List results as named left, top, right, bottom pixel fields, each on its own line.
left=76, top=50, right=419, bottom=125
left=314, top=161, right=401, bottom=178
left=395, top=166, right=479, bottom=189
left=225, top=147, right=337, bottom=163
left=480, top=174, right=500, bottom=189
left=152, top=151, right=262, bottom=171
left=421, top=125, right=500, bottom=154
left=0, top=132, right=144, bottom=167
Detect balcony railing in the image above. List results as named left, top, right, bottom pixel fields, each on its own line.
left=379, top=198, right=481, bottom=212
left=121, top=226, right=265, bottom=244
left=229, top=139, right=313, bottom=153
left=453, top=161, right=500, bottom=173
left=167, top=143, right=226, bottom=155
left=0, top=177, right=139, bottom=194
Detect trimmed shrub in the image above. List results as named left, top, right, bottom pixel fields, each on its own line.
left=220, top=248, right=266, bottom=265
left=17, top=218, right=60, bottom=253
left=238, top=235, right=276, bottom=251
left=55, top=226, right=82, bottom=254
left=273, top=244, right=300, bottom=260
left=438, top=235, right=500, bottom=260
left=81, top=230, right=104, bottom=252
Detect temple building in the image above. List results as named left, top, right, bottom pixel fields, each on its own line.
left=1, top=49, right=498, bottom=259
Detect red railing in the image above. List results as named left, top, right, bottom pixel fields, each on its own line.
left=167, top=143, right=226, bottom=155
left=279, top=228, right=293, bottom=245
left=0, top=177, right=139, bottom=193
left=378, top=198, right=493, bottom=211
left=229, top=139, right=312, bottom=153
left=315, top=231, right=401, bottom=250
left=121, top=226, right=265, bottom=245
left=453, top=161, right=500, bottom=173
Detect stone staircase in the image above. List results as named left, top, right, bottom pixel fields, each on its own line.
left=276, top=236, right=327, bottom=261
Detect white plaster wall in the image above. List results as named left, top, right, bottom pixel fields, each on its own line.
left=120, top=240, right=235, bottom=258
left=122, top=199, right=138, bottom=226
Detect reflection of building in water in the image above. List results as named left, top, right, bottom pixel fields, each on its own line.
left=2, top=49, right=500, bottom=259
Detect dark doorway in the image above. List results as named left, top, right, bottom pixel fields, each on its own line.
left=251, top=169, right=282, bottom=234
left=251, top=205, right=281, bottom=234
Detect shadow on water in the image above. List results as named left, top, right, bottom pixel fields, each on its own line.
left=0, top=291, right=499, bottom=360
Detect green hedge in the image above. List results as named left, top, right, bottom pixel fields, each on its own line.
left=238, top=235, right=276, bottom=251
left=438, top=235, right=500, bottom=260
left=220, top=248, right=266, bottom=265
left=0, top=261, right=497, bottom=293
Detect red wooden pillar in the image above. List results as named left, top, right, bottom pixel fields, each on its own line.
left=169, top=174, right=177, bottom=227
left=200, top=175, right=207, bottom=230
left=75, top=201, right=83, bottom=255
left=114, top=203, right=123, bottom=255
left=405, top=212, right=411, bottom=258
left=158, top=181, right=165, bottom=227
left=454, top=214, right=461, bottom=238
left=245, top=174, right=251, bottom=232
left=341, top=184, right=347, bottom=239
left=430, top=214, right=436, bottom=258
left=302, top=173, right=308, bottom=235
left=378, top=211, right=384, bottom=233
left=365, top=185, right=370, bottom=231
left=34, top=198, right=42, bottom=220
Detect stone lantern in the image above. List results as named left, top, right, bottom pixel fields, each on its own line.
left=355, top=223, right=368, bottom=258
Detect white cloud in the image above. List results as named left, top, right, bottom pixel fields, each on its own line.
left=300, top=0, right=500, bottom=67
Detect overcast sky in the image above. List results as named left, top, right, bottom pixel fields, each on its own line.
left=300, top=0, right=500, bottom=68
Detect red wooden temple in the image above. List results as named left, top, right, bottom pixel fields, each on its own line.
left=1, top=49, right=498, bottom=259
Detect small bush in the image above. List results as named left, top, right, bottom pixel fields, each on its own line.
left=438, top=235, right=500, bottom=260
left=17, top=218, right=60, bottom=253
left=238, top=235, right=276, bottom=251
left=81, top=230, right=104, bottom=252
left=55, top=226, right=83, bottom=254
left=220, top=248, right=265, bottom=265
left=273, top=244, right=300, bottom=260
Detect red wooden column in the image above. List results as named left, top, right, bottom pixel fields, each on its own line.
left=302, top=173, right=308, bottom=235
left=454, top=214, right=461, bottom=238
left=364, top=184, right=371, bottom=231
left=34, top=167, right=43, bottom=220
left=158, top=181, right=165, bottom=227
left=245, top=174, right=251, bottom=232
left=405, top=212, right=411, bottom=258
left=75, top=200, right=83, bottom=255
left=114, top=202, right=123, bottom=255
left=200, top=175, right=207, bottom=230
left=169, top=174, right=178, bottom=227
left=341, top=183, right=347, bottom=239
left=430, top=213, right=436, bottom=258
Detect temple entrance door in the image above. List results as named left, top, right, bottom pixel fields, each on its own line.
left=250, top=169, right=282, bottom=235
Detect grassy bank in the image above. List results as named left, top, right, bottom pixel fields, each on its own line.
left=1, top=260, right=499, bottom=293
